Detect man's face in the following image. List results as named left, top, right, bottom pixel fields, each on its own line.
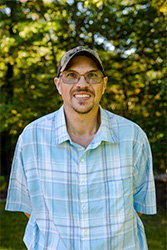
left=55, top=55, right=107, bottom=115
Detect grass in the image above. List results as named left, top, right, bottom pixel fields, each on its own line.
left=142, top=206, right=167, bottom=250
left=0, top=201, right=28, bottom=250
left=0, top=201, right=166, bottom=250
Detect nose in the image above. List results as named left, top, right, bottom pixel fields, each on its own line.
left=76, top=74, right=89, bottom=87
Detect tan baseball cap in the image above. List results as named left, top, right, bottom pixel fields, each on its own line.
left=57, top=46, right=105, bottom=77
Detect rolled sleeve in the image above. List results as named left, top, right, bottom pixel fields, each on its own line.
left=133, top=131, right=157, bottom=215
left=5, top=135, right=32, bottom=214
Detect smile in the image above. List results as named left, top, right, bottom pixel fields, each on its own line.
left=74, top=94, right=91, bottom=98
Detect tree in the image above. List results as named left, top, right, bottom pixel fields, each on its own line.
left=0, top=0, right=166, bottom=175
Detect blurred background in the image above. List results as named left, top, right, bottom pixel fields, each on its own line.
left=0, top=0, right=166, bottom=249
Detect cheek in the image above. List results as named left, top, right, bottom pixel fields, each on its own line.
left=60, top=87, right=71, bottom=101
left=58, top=87, right=62, bottom=95
left=101, top=83, right=106, bottom=95
left=102, top=86, right=105, bottom=95
left=55, top=79, right=62, bottom=95
left=96, top=85, right=105, bottom=97
left=58, top=84, right=69, bottom=97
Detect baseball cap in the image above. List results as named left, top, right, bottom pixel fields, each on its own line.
left=57, top=46, right=105, bottom=77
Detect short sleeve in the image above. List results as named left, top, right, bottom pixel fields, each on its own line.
left=133, top=129, right=157, bottom=215
left=5, top=135, right=32, bottom=214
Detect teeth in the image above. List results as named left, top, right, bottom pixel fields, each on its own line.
left=75, top=94, right=90, bottom=98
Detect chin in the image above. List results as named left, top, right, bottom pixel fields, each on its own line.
left=72, top=102, right=99, bottom=114
left=72, top=105, right=93, bottom=114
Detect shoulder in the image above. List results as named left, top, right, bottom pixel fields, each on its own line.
left=25, top=111, right=57, bottom=128
left=102, top=108, right=147, bottom=142
left=22, top=111, right=57, bottom=135
left=19, top=107, right=63, bottom=144
left=104, top=109, right=138, bottom=126
left=23, top=106, right=64, bottom=130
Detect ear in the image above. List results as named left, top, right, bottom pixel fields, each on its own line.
left=54, top=77, right=62, bottom=95
left=102, top=76, right=108, bottom=95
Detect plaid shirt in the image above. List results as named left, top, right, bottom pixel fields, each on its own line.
left=6, top=106, right=156, bottom=250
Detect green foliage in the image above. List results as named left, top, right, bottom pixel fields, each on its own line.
left=0, top=0, right=166, bottom=174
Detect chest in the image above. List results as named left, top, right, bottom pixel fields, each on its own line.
left=24, top=141, right=134, bottom=204
left=24, top=140, right=133, bottom=178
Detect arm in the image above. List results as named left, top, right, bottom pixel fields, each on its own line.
left=133, top=130, right=156, bottom=216
left=24, top=212, right=30, bottom=219
left=137, top=212, right=143, bottom=217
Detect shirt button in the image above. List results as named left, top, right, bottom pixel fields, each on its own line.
left=81, top=158, right=85, bottom=163
left=84, top=231, right=88, bottom=236
left=83, top=206, right=87, bottom=211
left=81, top=181, right=86, bottom=185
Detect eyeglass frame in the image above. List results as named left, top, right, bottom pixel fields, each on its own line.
left=59, top=70, right=105, bottom=84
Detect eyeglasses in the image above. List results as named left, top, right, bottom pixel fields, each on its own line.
left=60, top=70, right=104, bottom=84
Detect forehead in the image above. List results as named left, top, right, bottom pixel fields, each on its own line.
left=65, top=55, right=100, bottom=71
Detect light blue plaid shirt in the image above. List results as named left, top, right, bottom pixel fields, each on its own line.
left=6, top=106, right=156, bottom=250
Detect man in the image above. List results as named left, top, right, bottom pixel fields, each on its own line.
left=6, top=46, right=156, bottom=250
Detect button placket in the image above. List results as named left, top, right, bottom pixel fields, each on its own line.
left=78, top=154, right=90, bottom=250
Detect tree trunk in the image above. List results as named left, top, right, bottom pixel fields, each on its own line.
left=73, top=0, right=80, bottom=46
left=1, top=2, right=15, bottom=176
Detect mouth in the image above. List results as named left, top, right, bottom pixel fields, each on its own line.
left=71, top=87, right=95, bottom=104
left=74, top=94, right=91, bottom=98
left=73, top=91, right=92, bottom=101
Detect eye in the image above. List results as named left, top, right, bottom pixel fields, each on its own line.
left=65, top=72, right=77, bottom=78
left=87, top=72, right=98, bottom=78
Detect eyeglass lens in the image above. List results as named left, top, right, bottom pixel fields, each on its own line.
left=60, top=71, right=103, bottom=84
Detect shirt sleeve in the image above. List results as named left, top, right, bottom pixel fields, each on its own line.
left=133, top=128, right=157, bottom=215
left=5, top=135, right=32, bottom=214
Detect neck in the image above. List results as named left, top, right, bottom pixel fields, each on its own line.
left=63, top=105, right=101, bottom=147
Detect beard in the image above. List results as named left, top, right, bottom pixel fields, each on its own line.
left=72, top=101, right=99, bottom=115
left=72, top=103, right=93, bottom=114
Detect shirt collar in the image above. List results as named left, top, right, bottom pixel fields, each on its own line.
left=54, top=106, right=71, bottom=144
left=98, top=106, right=118, bottom=144
left=54, top=105, right=118, bottom=145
